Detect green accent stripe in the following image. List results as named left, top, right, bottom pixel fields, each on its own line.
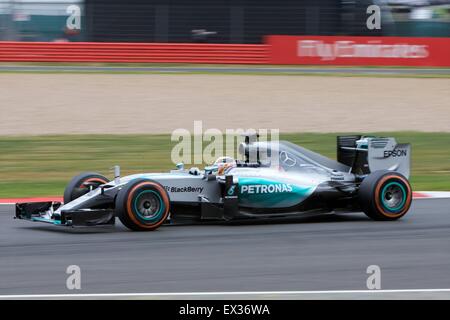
left=31, top=217, right=62, bottom=225
left=238, top=177, right=315, bottom=208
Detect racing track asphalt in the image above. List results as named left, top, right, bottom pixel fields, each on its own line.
left=0, top=199, right=450, bottom=298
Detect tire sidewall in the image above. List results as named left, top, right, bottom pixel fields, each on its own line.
left=63, top=172, right=109, bottom=204
left=359, top=170, right=412, bottom=220
left=116, top=179, right=170, bottom=231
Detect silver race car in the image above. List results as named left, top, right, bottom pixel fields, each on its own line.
left=16, top=134, right=412, bottom=231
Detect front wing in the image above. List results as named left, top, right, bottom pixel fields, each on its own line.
left=15, top=202, right=115, bottom=227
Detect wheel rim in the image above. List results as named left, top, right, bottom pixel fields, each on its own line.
left=381, top=181, right=407, bottom=212
left=133, top=190, right=163, bottom=221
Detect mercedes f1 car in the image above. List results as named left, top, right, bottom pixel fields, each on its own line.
left=15, top=134, right=412, bottom=231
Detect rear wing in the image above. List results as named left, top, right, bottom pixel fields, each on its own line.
left=337, top=136, right=411, bottom=178
left=368, top=138, right=411, bottom=178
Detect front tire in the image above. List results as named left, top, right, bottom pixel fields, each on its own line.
left=63, top=172, right=109, bottom=203
left=115, top=179, right=170, bottom=231
left=358, top=170, right=412, bottom=221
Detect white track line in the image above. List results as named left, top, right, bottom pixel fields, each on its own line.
left=2, top=289, right=450, bottom=299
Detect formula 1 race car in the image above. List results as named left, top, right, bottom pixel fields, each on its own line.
left=15, top=134, right=412, bottom=231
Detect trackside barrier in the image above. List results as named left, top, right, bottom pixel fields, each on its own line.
left=0, top=42, right=269, bottom=64
left=0, top=37, right=449, bottom=66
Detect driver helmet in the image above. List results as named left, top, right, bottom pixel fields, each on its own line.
left=214, top=156, right=236, bottom=175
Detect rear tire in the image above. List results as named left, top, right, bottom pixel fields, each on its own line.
left=63, top=172, right=109, bottom=203
left=115, top=179, right=170, bottom=231
left=358, top=170, right=412, bottom=221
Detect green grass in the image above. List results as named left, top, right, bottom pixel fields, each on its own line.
left=0, top=63, right=449, bottom=78
left=1, top=62, right=449, bottom=69
left=0, top=132, right=449, bottom=197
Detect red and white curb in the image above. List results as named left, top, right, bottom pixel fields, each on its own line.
left=412, top=191, right=450, bottom=199
left=0, top=192, right=450, bottom=205
left=0, top=197, right=63, bottom=205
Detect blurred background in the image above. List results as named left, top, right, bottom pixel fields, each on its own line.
left=0, top=0, right=449, bottom=198
left=0, top=0, right=448, bottom=42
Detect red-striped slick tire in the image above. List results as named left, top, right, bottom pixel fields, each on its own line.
left=115, top=179, right=170, bottom=231
left=63, top=172, right=110, bottom=204
left=358, top=170, right=412, bottom=221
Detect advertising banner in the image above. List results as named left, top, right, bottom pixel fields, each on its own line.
left=267, top=35, right=450, bottom=66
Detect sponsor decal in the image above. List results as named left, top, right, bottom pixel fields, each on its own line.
left=241, top=183, right=293, bottom=194
left=165, top=186, right=204, bottom=193
left=267, top=35, right=450, bottom=66
left=236, top=177, right=315, bottom=208
left=227, top=185, right=236, bottom=196
left=384, top=149, right=407, bottom=158
left=297, top=40, right=429, bottom=61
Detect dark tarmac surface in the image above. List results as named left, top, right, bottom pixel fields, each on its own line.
left=0, top=199, right=449, bottom=298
